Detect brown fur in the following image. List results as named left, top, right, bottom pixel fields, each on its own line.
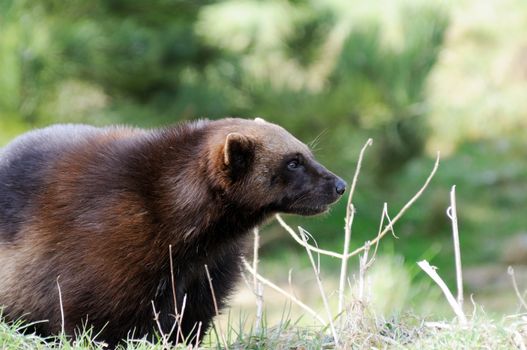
left=0, top=118, right=345, bottom=346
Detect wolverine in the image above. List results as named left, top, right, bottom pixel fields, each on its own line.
left=0, top=117, right=346, bottom=346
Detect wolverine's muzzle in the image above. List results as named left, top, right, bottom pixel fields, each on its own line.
left=335, top=178, right=347, bottom=196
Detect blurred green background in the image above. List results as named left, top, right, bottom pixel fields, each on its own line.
left=2, top=0, right=527, bottom=318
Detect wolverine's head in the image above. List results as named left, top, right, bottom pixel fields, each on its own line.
left=210, top=118, right=346, bottom=216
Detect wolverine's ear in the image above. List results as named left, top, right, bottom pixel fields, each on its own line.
left=223, top=133, right=255, bottom=175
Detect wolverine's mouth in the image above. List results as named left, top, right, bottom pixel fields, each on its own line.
left=280, top=190, right=341, bottom=216
left=285, top=203, right=330, bottom=216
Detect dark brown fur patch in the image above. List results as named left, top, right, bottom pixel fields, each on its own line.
left=0, top=118, right=345, bottom=347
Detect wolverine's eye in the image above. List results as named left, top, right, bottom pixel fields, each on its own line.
left=287, top=159, right=300, bottom=170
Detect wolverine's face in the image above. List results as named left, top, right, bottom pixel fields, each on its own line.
left=271, top=152, right=346, bottom=216
left=219, top=118, right=346, bottom=216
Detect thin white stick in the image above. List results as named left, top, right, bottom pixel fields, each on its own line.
left=338, top=137, right=373, bottom=314
left=418, top=260, right=467, bottom=325
left=447, top=185, right=464, bottom=307
left=177, top=294, right=187, bottom=345
left=373, top=204, right=388, bottom=256
left=275, top=214, right=343, bottom=259
left=56, top=276, right=65, bottom=336
left=348, top=152, right=440, bottom=258
left=168, top=245, right=185, bottom=342
left=252, top=228, right=264, bottom=332
left=350, top=204, right=390, bottom=304
left=169, top=244, right=177, bottom=311
left=299, top=229, right=339, bottom=346
left=470, top=293, right=478, bottom=320
left=242, top=259, right=326, bottom=325
left=204, top=264, right=229, bottom=349
left=151, top=301, right=170, bottom=348
left=382, top=202, right=397, bottom=239
left=358, top=243, right=371, bottom=302
left=298, top=227, right=321, bottom=272
left=255, top=282, right=264, bottom=325
left=508, top=266, right=527, bottom=311
left=363, top=203, right=391, bottom=271
left=194, top=321, right=202, bottom=349
left=253, top=228, right=259, bottom=288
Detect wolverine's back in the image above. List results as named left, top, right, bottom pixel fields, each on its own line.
left=0, top=125, right=100, bottom=241
left=0, top=124, right=151, bottom=339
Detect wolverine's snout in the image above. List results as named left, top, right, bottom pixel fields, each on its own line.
left=335, top=178, right=347, bottom=196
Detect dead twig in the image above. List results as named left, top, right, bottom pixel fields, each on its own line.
left=366, top=202, right=393, bottom=270
left=358, top=242, right=371, bottom=302
left=338, top=138, right=373, bottom=314
left=168, top=244, right=185, bottom=343
left=275, top=214, right=343, bottom=259
left=418, top=185, right=468, bottom=326
left=178, top=294, right=188, bottom=345
left=447, top=185, right=464, bottom=307
left=418, top=260, right=468, bottom=325
left=204, top=264, right=229, bottom=349
left=242, top=259, right=326, bottom=325
left=347, top=152, right=440, bottom=258
left=151, top=301, right=170, bottom=349
left=299, top=229, right=339, bottom=346
left=194, top=322, right=202, bottom=349
left=56, top=276, right=65, bottom=336
left=508, top=266, right=527, bottom=311
left=252, top=228, right=264, bottom=332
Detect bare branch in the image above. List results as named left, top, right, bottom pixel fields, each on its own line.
left=447, top=185, right=464, bottom=307
left=242, top=259, right=327, bottom=325
left=275, top=214, right=343, bottom=259
left=358, top=242, right=371, bottom=302
left=299, top=229, right=339, bottom=346
left=418, top=260, right=467, bottom=325
left=204, top=264, right=229, bottom=349
left=382, top=202, right=397, bottom=239
left=56, top=276, right=65, bottom=336
left=347, top=152, right=440, bottom=258
left=346, top=138, right=374, bottom=216
left=252, top=228, right=264, bottom=332
left=370, top=203, right=389, bottom=263
left=194, top=322, right=203, bottom=349
left=508, top=266, right=527, bottom=311
left=177, top=294, right=187, bottom=345
left=252, top=228, right=260, bottom=288
left=338, top=138, right=373, bottom=315
left=151, top=301, right=170, bottom=349
left=168, top=245, right=185, bottom=342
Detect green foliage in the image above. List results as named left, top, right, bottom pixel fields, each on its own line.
left=52, top=2, right=215, bottom=98
left=0, top=1, right=59, bottom=127
left=0, top=0, right=448, bottom=129
left=330, top=6, right=448, bottom=175
left=0, top=0, right=224, bottom=135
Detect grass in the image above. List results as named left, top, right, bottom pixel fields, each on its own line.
left=1, top=308, right=525, bottom=349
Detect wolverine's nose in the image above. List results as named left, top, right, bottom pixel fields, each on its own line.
left=335, top=178, right=347, bottom=196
